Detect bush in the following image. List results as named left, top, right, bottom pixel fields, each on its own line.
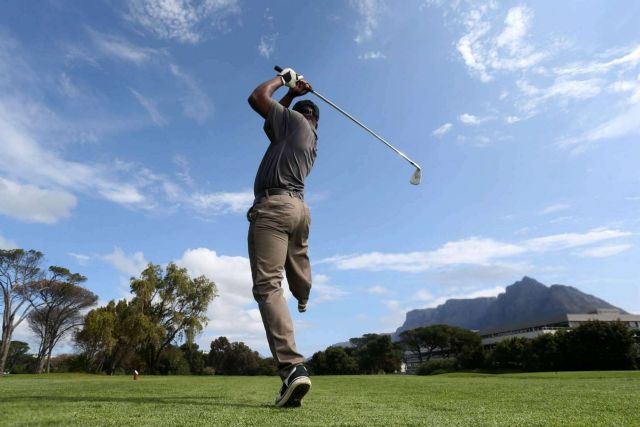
left=202, top=366, right=215, bottom=376
left=416, top=358, right=457, bottom=375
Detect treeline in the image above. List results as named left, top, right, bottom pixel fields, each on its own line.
left=1, top=249, right=282, bottom=376
left=400, top=321, right=638, bottom=375
left=308, top=334, right=403, bottom=375
left=1, top=336, right=278, bottom=376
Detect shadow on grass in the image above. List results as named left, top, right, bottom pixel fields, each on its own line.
left=2, top=395, right=277, bottom=410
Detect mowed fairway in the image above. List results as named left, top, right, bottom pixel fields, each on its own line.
left=1, top=372, right=639, bottom=426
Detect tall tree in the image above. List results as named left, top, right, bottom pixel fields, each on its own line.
left=128, top=263, right=217, bottom=372
left=28, top=268, right=97, bottom=373
left=0, top=249, right=43, bottom=373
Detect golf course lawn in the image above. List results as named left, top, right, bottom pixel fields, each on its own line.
left=1, top=371, right=638, bottom=426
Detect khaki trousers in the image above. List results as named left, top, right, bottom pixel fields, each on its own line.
left=247, top=194, right=312, bottom=379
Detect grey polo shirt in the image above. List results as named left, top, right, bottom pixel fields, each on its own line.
left=253, top=100, right=318, bottom=198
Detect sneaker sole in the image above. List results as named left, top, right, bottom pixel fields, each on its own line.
left=276, top=377, right=311, bottom=408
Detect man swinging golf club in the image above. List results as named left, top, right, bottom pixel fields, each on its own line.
left=247, top=67, right=318, bottom=407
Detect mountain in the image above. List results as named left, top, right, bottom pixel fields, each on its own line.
left=393, top=276, right=626, bottom=338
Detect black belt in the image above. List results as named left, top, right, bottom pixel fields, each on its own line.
left=254, top=188, right=303, bottom=203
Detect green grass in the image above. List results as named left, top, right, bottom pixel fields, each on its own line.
left=1, top=371, right=639, bottom=426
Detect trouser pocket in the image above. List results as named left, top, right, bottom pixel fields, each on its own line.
left=246, top=205, right=257, bottom=222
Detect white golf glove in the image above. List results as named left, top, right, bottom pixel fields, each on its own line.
left=278, top=67, right=303, bottom=88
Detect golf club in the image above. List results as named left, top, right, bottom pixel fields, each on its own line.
left=275, top=66, right=422, bottom=185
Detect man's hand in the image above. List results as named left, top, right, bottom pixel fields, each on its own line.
left=278, top=67, right=304, bottom=88
left=288, top=80, right=313, bottom=98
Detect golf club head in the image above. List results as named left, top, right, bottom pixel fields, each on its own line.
left=410, top=168, right=422, bottom=185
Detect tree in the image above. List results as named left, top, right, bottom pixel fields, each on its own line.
left=130, top=263, right=217, bottom=373
left=351, top=334, right=402, bottom=374
left=207, top=336, right=263, bottom=375
left=0, top=340, right=32, bottom=373
left=0, top=249, right=43, bottom=373
left=28, top=268, right=97, bottom=373
left=400, top=329, right=425, bottom=364
left=564, top=320, right=636, bottom=370
left=489, top=337, right=529, bottom=370
left=74, top=299, right=146, bottom=374
left=308, top=346, right=359, bottom=375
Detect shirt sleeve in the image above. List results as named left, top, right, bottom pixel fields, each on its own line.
left=263, top=100, right=298, bottom=144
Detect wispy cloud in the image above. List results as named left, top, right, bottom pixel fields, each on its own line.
left=358, top=51, right=386, bottom=60
left=129, top=88, right=166, bottom=126
left=127, top=0, right=240, bottom=44
left=458, top=113, right=488, bottom=125
left=0, top=234, right=17, bottom=250
left=189, top=191, right=254, bottom=215
left=554, top=45, right=640, bottom=76
left=455, top=5, right=546, bottom=82
left=367, top=285, right=388, bottom=295
left=176, top=248, right=266, bottom=350
left=169, top=63, right=212, bottom=123
left=0, top=177, right=76, bottom=224
left=579, top=244, right=632, bottom=258
left=103, top=247, right=148, bottom=277
left=432, top=123, right=453, bottom=136
left=313, top=274, right=349, bottom=302
left=539, top=203, right=571, bottom=215
left=351, top=0, right=385, bottom=44
left=89, top=29, right=163, bottom=65
left=320, top=228, right=632, bottom=272
left=258, top=34, right=277, bottom=59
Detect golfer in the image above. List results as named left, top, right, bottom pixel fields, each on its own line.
left=247, top=68, right=319, bottom=407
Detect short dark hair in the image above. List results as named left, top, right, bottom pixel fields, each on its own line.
left=292, top=100, right=320, bottom=121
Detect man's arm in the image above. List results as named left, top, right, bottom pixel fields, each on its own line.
left=248, top=78, right=313, bottom=118
left=248, top=76, right=283, bottom=119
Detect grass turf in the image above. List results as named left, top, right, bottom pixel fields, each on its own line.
left=1, top=371, right=638, bottom=426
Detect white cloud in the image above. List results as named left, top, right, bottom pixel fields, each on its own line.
left=0, top=233, right=17, bottom=249
left=175, top=248, right=266, bottom=348
left=539, top=203, right=571, bottom=215
left=129, top=88, right=166, bottom=126
left=258, top=34, right=277, bottom=59
left=0, top=177, right=76, bottom=224
left=432, top=123, right=452, bottom=136
left=103, top=247, right=148, bottom=277
left=127, top=0, right=240, bottom=44
left=358, top=51, right=386, bottom=60
left=169, top=63, right=212, bottom=123
left=579, top=244, right=632, bottom=258
left=351, top=0, right=385, bottom=44
left=458, top=113, right=485, bottom=125
left=505, top=115, right=521, bottom=124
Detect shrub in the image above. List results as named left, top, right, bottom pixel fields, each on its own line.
left=416, top=358, right=457, bottom=375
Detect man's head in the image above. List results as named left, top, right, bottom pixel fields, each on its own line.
left=293, top=100, right=319, bottom=129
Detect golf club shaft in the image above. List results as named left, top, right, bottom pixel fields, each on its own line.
left=310, top=90, right=420, bottom=170
left=274, top=66, right=421, bottom=171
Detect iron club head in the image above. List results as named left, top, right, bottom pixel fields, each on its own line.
left=410, top=167, right=422, bottom=185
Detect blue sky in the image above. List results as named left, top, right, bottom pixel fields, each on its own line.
left=1, top=0, right=639, bottom=357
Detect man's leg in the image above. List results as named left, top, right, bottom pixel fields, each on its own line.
left=248, top=199, right=305, bottom=379
left=285, top=201, right=312, bottom=312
